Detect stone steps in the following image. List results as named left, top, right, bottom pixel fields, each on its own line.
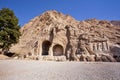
left=39, top=56, right=66, bottom=61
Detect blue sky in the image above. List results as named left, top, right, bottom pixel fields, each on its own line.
left=0, top=0, right=120, bottom=26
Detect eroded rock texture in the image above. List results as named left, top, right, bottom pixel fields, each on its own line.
left=10, top=10, right=120, bottom=61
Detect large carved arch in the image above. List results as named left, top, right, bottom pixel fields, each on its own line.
left=42, top=40, right=51, bottom=55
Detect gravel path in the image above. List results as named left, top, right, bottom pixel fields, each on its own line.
left=0, top=60, right=120, bottom=80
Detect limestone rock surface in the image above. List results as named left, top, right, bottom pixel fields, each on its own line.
left=10, top=10, right=120, bottom=61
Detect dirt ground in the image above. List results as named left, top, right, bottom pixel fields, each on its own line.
left=0, top=60, right=120, bottom=80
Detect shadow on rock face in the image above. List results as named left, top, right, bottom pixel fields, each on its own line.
left=110, top=45, right=120, bottom=62
left=4, top=51, right=15, bottom=57
left=110, top=46, right=120, bottom=53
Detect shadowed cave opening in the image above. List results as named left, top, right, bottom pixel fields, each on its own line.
left=53, top=44, right=63, bottom=56
left=42, top=41, right=51, bottom=55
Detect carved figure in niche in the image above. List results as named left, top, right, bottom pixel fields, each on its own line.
left=49, top=28, right=54, bottom=42
left=76, top=48, right=81, bottom=54
left=66, top=47, right=72, bottom=60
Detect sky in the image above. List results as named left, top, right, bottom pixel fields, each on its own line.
left=0, top=0, right=120, bottom=26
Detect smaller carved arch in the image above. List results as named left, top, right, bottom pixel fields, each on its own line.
left=53, top=44, right=64, bottom=56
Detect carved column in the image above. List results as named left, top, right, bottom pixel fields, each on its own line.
left=101, top=42, right=104, bottom=51
left=62, top=45, right=66, bottom=56
left=106, top=41, right=109, bottom=50
left=98, top=42, right=102, bottom=51
left=102, top=42, right=108, bottom=51
left=97, top=43, right=99, bottom=51
left=49, top=44, right=53, bottom=56
left=94, top=43, right=98, bottom=51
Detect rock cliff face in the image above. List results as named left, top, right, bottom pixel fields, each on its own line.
left=10, top=10, right=120, bottom=61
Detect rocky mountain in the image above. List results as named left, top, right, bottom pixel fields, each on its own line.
left=10, top=10, right=120, bottom=61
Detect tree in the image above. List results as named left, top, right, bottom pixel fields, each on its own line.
left=0, top=8, right=21, bottom=53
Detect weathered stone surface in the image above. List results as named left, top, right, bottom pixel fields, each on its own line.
left=10, top=10, right=120, bottom=61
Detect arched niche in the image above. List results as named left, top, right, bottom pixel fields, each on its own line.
left=42, top=40, right=51, bottom=55
left=53, top=44, right=63, bottom=56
